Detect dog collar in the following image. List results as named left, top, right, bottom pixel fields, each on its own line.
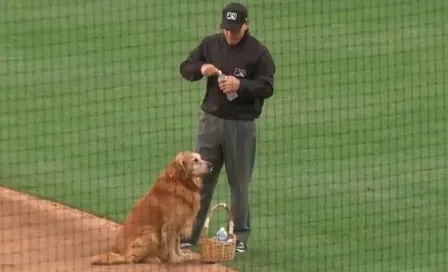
left=167, top=172, right=200, bottom=192
left=168, top=172, right=180, bottom=183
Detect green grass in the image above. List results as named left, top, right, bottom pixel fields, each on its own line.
left=1, top=0, right=447, bottom=271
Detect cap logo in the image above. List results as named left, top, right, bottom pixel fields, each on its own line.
left=226, top=12, right=238, bottom=20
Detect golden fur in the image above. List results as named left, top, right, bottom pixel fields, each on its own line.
left=91, top=151, right=212, bottom=265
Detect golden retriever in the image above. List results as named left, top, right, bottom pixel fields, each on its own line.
left=90, top=151, right=213, bottom=265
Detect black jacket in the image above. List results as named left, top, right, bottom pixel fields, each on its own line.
left=179, top=32, right=276, bottom=120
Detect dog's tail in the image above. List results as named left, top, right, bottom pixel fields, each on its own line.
left=90, top=252, right=128, bottom=265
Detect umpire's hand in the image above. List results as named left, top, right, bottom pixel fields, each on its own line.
left=201, top=64, right=219, bottom=76
left=219, top=76, right=240, bottom=94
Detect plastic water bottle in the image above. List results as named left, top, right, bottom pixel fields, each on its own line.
left=217, top=70, right=238, bottom=101
left=216, top=227, right=228, bottom=242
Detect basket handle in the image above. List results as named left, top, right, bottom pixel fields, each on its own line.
left=201, top=202, right=234, bottom=240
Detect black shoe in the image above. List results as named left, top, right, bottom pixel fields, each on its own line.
left=235, top=241, right=246, bottom=253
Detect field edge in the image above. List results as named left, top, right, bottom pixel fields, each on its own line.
left=0, top=186, right=238, bottom=272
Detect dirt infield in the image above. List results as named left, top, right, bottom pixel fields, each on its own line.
left=0, top=187, right=238, bottom=272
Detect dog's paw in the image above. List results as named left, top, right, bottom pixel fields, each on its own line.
left=167, top=253, right=183, bottom=264
left=90, top=254, right=108, bottom=265
left=175, top=247, right=183, bottom=257
left=179, top=251, right=196, bottom=262
left=143, top=256, right=162, bottom=264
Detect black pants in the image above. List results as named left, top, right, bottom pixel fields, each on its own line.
left=186, top=111, right=256, bottom=245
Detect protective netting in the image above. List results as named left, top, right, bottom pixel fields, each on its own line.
left=0, top=0, right=446, bottom=271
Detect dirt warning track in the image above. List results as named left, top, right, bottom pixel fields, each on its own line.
left=0, top=187, right=237, bottom=272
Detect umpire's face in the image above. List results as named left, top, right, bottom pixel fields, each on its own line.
left=222, top=23, right=248, bottom=45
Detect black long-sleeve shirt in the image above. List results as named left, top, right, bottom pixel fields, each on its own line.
left=179, top=32, right=276, bottom=120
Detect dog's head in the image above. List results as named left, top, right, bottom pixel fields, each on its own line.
left=168, top=151, right=213, bottom=189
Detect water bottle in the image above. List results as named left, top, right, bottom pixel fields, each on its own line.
left=216, top=227, right=228, bottom=242
left=217, top=70, right=238, bottom=101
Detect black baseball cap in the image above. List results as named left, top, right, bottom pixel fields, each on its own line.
left=220, top=3, right=248, bottom=31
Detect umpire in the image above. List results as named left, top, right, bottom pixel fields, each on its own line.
left=179, top=2, right=276, bottom=253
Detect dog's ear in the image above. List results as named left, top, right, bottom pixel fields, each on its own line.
left=172, top=154, right=189, bottom=181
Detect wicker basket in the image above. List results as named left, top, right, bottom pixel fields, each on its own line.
left=200, top=202, right=236, bottom=263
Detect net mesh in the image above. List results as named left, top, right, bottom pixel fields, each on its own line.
left=0, top=0, right=447, bottom=271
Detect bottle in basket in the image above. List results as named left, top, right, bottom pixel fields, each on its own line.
left=216, top=227, right=228, bottom=242
left=217, top=70, right=238, bottom=101
left=200, top=203, right=236, bottom=263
